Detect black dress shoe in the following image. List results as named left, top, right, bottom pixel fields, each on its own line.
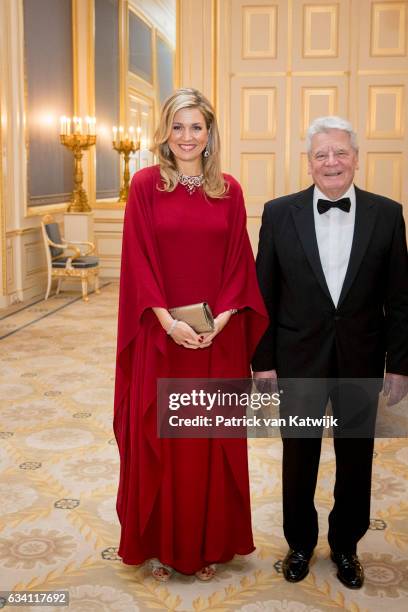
left=282, top=549, right=312, bottom=582
left=331, top=551, right=364, bottom=589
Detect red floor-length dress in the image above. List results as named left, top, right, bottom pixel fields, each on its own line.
left=114, top=165, right=268, bottom=574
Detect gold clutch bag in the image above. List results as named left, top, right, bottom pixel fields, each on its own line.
left=169, top=302, right=215, bottom=333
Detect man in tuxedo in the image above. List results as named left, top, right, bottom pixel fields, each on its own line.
left=252, top=116, right=408, bottom=588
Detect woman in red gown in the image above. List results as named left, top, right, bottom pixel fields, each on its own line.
left=114, top=88, right=268, bottom=581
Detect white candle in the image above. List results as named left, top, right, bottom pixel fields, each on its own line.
left=66, top=117, right=71, bottom=135
left=129, top=126, right=135, bottom=145
left=113, top=126, right=117, bottom=144
left=119, top=126, right=124, bottom=142
left=60, top=116, right=66, bottom=135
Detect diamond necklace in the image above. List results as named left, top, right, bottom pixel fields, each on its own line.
left=177, top=171, right=204, bottom=196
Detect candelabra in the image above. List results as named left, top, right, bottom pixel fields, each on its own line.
left=60, top=116, right=96, bottom=213
left=112, top=127, right=141, bottom=203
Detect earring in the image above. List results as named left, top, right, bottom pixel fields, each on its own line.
left=163, top=143, right=170, bottom=156
left=203, top=144, right=210, bottom=158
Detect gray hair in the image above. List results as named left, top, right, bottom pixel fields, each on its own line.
left=306, top=116, right=358, bottom=153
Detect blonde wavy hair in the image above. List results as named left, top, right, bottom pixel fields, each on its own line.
left=153, top=88, right=227, bottom=198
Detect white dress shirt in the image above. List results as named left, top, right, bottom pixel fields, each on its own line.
left=313, top=184, right=356, bottom=307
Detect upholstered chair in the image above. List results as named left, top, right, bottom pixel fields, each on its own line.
left=41, top=215, right=100, bottom=302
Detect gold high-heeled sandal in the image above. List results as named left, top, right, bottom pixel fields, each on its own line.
left=150, top=558, right=173, bottom=582
left=195, top=564, right=216, bottom=581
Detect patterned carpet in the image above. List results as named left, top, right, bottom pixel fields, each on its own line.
left=0, top=282, right=407, bottom=611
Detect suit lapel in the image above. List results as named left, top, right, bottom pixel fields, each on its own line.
left=290, top=185, right=333, bottom=303
left=337, top=186, right=378, bottom=307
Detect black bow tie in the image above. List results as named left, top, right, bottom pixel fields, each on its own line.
left=317, top=197, right=351, bottom=214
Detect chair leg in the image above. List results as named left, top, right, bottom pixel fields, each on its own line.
left=95, top=273, right=100, bottom=294
left=45, top=274, right=52, bottom=300
left=81, top=278, right=89, bottom=302
left=56, top=279, right=62, bottom=296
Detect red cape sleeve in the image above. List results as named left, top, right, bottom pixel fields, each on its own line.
left=114, top=167, right=168, bottom=411
left=213, top=176, right=269, bottom=357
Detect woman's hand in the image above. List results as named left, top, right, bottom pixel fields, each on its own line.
left=152, top=307, right=207, bottom=349
left=199, top=310, right=233, bottom=345
left=151, top=306, right=215, bottom=349
left=170, top=320, right=211, bottom=349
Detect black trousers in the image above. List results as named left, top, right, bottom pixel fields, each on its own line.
left=282, top=435, right=375, bottom=553
left=279, top=371, right=379, bottom=554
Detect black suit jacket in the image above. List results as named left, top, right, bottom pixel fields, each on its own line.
left=252, top=185, right=408, bottom=378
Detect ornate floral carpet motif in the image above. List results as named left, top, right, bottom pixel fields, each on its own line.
left=0, top=282, right=407, bottom=611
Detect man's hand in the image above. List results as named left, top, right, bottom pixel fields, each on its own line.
left=253, top=369, right=277, bottom=379
left=252, top=369, right=278, bottom=393
left=383, top=373, right=408, bottom=406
